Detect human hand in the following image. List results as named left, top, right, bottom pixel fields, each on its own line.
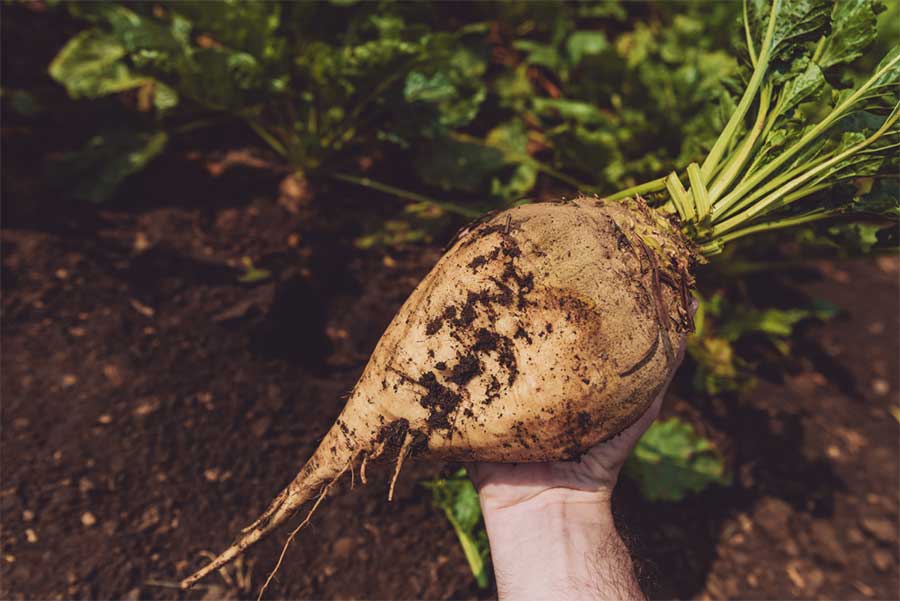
left=468, top=327, right=691, bottom=601
left=469, top=333, right=688, bottom=513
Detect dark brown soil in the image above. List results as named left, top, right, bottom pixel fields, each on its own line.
left=414, top=225, right=533, bottom=432
left=447, top=354, right=482, bottom=386
left=0, top=157, right=491, bottom=599
left=417, top=372, right=463, bottom=432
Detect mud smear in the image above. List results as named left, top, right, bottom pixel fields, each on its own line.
left=420, top=223, right=533, bottom=428
left=426, top=305, right=458, bottom=335
left=377, top=418, right=428, bottom=454
left=416, top=372, right=463, bottom=431
left=471, top=328, right=519, bottom=386
left=447, top=353, right=482, bottom=386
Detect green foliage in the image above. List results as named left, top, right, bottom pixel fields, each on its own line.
left=744, top=0, right=831, bottom=60
left=688, top=290, right=839, bottom=395
left=509, top=5, right=741, bottom=189
left=49, top=28, right=151, bottom=98
left=44, top=0, right=897, bottom=245
left=60, top=2, right=281, bottom=112
left=625, top=417, right=731, bottom=502
left=818, top=0, right=884, bottom=70
left=422, top=469, right=490, bottom=589
left=671, top=0, right=900, bottom=253
left=237, top=257, right=272, bottom=284
left=353, top=202, right=453, bottom=250
left=49, top=130, right=168, bottom=202
left=413, top=120, right=539, bottom=203
left=796, top=177, right=898, bottom=252
left=46, top=2, right=494, bottom=200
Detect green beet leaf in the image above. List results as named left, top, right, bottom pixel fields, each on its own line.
left=49, top=29, right=150, bottom=99
left=422, top=469, right=490, bottom=589
left=49, top=130, right=168, bottom=203
left=625, top=418, right=731, bottom=502
left=818, top=0, right=885, bottom=70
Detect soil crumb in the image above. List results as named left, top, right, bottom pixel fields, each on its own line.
left=448, top=354, right=482, bottom=386
left=417, top=372, right=462, bottom=431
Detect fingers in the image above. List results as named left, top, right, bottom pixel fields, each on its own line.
left=602, top=323, right=692, bottom=452
left=630, top=388, right=665, bottom=434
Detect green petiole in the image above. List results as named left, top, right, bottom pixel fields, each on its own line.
left=712, top=107, right=900, bottom=236
left=711, top=51, right=900, bottom=221
left=699, top=0, right=780, bottom=182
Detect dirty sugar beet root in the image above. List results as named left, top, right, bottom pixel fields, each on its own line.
left=181, top=2, right=900, bottom=594
left=181, top=197, right=697, bottom=593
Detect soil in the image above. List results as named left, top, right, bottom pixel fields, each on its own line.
left=2, top=5, right=898, bottom=597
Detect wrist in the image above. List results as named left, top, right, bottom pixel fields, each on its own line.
left=478, top=484, right=613, bottom=516
left=480, top=490, right=627, bottom=601
left=479, top=486, right=645, bottom=600
left=480, top=487, right=615, bottom=549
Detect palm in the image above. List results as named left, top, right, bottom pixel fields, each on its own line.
left=469, top=328, right=689, bottom=510
left=469, top=392, right=663, bottom=509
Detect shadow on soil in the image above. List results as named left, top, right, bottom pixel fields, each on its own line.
left=617, top=388, right=846, bottom=599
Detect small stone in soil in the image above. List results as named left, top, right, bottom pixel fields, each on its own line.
left=781, top=539, right=800, bottom=557
left=124, top=588, right=142, bottom=601
left=853, top=580, right=876, bottom=597
left=251, top=416, right=272, bottom=438
left=786, top=560, right=824, bottom=593
left=332, top=536, right=355, bottom=559
left=870, top=378, right=890, bottom=396
left=860, top=517, right=897, bottom=544
left=81, top=512, right=97, bottom=527
left=133, top=399, right=160, bottom=417
left=137, top=506, right=160, bottom=532
left=808, top=520, right=846, bottom=565
left=754, top=497, right=792, bottom=540
left=872, top=550, right=894, bottom=572
left=867, top=320, right=886, bottom=334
